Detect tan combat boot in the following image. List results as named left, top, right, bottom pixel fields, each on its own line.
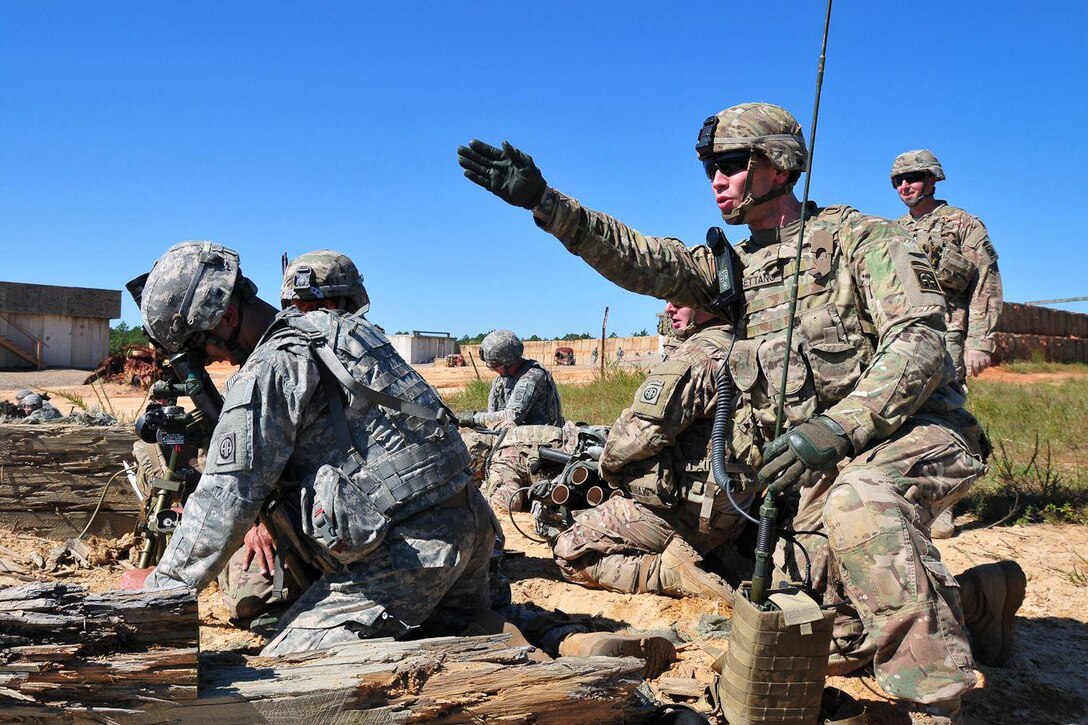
left=656, top=537, right=735, bottom=602
left=957, top=560, right=1026, bottom=666
left=931, top=507, right=956, bottom=539
left=558, top=631, right=677, bottom=678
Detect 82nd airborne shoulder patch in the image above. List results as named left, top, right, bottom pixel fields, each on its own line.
left=911, top=261, right=943, bottom=293
left=640, top=379, right=665, bottom=405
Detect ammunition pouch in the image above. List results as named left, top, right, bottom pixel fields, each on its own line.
left=623, top=453, right=680, bottom=510
left=934, top=245, right=973, bottom=294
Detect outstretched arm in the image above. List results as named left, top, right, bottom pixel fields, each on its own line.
left=459, top=140, right=719, bottom=311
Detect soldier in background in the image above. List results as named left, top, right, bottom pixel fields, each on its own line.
left=20, top=393, right=64, bottom=422
left=891, top=150, right=1002, bottom=382
left=551, top=302, right=754, bottom=601
left=891, top=151, right=1003, bottom=540
left=457, top=330, right=564, bottom=428
left=123, top=242, right=495, bottom=656
left=459, top=103, right=1022, bottom=723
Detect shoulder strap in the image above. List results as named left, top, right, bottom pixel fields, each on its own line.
left=284, top=310, right=453, bottom=426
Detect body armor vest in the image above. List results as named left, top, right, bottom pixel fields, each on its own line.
left=263, top=308, right=470, bottom=565
left=900, top=203, right=974, bottom=296
left=728, top=206, right=873, bottom=432
left=626, top=326, right=751, bottom=510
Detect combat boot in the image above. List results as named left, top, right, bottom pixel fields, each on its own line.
left=931, top=507, right=956, bottom=539
left=956, top=560, right=1026, bottom=666
left=558, top=631, right=676, bottom=678
left=656, top=537, right=735, bottom=602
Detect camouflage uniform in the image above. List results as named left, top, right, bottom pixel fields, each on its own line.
left=463, top=422, right=579, bottom=512
left=524, top=140, right=986, bottom=704
left=553, top=322, right=755, bottom=596
left=892, top=152, right=1003, bottom=382
left=470, top=359, right=565, bottom=428
left=20, top=394, right=63, bottom=422
left=140, top=247, right=495, bottom=656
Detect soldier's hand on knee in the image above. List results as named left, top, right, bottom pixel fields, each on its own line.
left=758, top=416, right=852, bottom=495
left=457, top=139, right=547, bottom=209
left=243, top=522, right=278, bottom=576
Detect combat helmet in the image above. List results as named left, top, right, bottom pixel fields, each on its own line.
left=139, top=241, right=256, bottom=361
left=890, top=149, right=945, bottom=183
left=20, top=393, right=44, bottom=411
left=281, top=249, right=370, bottom=314
left=480, top=330, right=524, bottom=368
left=695, top=102, right=808, bottom=222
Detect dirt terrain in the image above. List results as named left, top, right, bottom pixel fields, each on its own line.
left=2, top=365, right=1087, bottom=722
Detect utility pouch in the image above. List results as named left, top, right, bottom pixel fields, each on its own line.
left=301, top=461, right=391, bottom=566
left=935, top=246, right=973, bottom=294
left=719, top=585, right=834, bottom=725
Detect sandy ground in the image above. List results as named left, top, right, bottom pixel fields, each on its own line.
left=0, top=360, right=626, bottom=421
left=2, top=365, right=1087, bottom=722
left=2, top=517, right=1085, bottom=723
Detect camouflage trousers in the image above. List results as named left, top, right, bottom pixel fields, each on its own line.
left=257, top=486, right=499, bottom=656
left=217, top=544, right=309, bottom=622
left=461, top=425, right=575, bottom=513
left=552, top=492, right=752, bottom=595
left=779, top=417, right=986, bottom=705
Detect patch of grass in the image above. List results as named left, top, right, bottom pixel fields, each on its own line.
left=963, top=376, right=1088, bottom=525
left=443, top=379, right=492, bottom=412
left=560, top=366, right=647, bottom=424
left=440, top=365, right=647, bottom=425
left=1001, top=360, right=1088, bottom=375
left=1065, top=551, right=1088, bottom=587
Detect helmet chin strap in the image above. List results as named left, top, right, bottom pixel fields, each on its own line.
left=720, top=155, right=792, bottom=224
left=904, top=189, right=934, bottom=208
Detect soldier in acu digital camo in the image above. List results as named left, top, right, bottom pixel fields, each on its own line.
left=457, top=329, right=564, bottom=429
left=20, top=393, right=64, bottom=422
left=551, top=302, right=755, bottom=602
left=891, top=150, right=1003, bottom=382
left=216, top=249, right=379, bottom=628
left=459, top=103, right=1023, bottom=723
left=121, top=242, right=496, bottom=656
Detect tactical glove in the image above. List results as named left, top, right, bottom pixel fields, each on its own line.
left=758, top=416, right=852, bottom=495
left=457, top=139, right=547, bottom=209
left=457, top=411, right=478, bottom=427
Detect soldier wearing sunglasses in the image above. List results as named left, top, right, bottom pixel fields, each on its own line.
left=459, top=103, right=1022, bottom=724
left=890, top=150, right=1003, bottom=384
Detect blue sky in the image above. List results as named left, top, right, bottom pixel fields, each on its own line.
left=3, top=1, right=1087, bottom=339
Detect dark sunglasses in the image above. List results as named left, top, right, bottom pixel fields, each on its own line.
left=891, top=171, right=929, bottom=187
left=702, top=152, right=753, bottom=180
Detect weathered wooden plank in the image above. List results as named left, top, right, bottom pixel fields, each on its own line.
left=0, top=423, right=140, bottom=539
left=0, top=621, right=654, bottom=724
left=0, top=582, right=199, bottom=716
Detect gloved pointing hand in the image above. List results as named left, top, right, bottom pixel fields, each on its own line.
left=457, top=139, right=547, bottom=209
left=758, top=416, right=852, bottom=495
left=456, top=411, right=478, bottom=427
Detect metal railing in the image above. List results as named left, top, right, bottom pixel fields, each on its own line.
left=0, top=312, right=47, bottom=368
